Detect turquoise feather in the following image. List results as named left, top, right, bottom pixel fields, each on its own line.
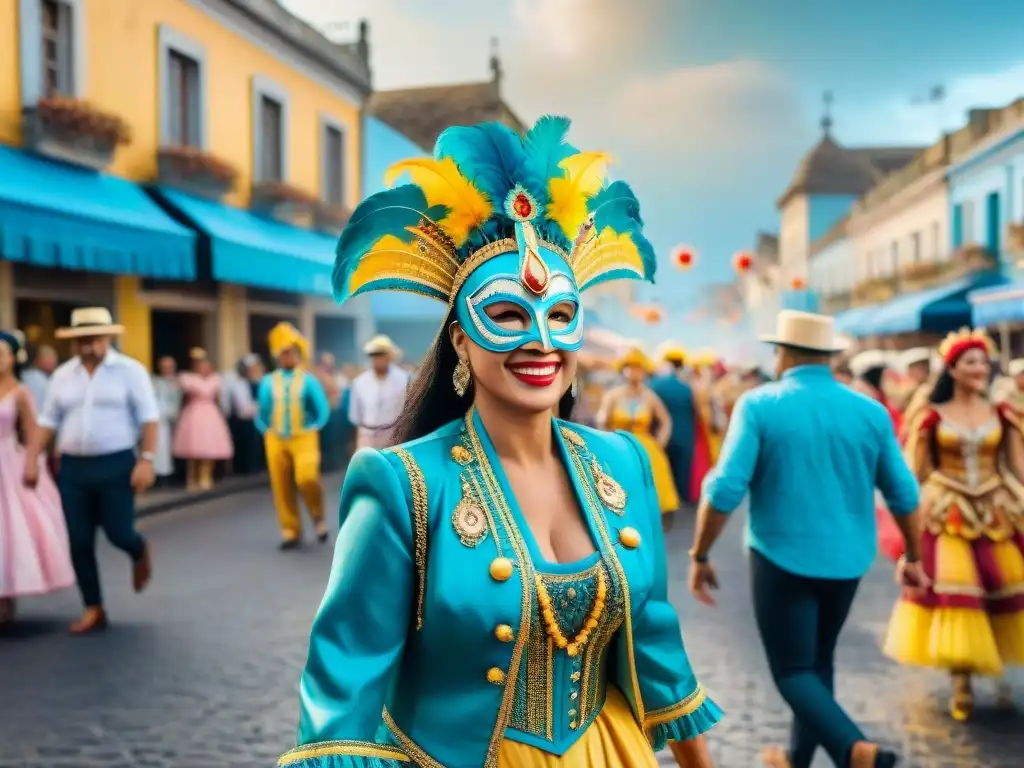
left=521, top=116, right=577, bottom=205
left=433, top=122, right=526, bottom=209
left=586, top=181, right=657, bottom=283
left=333, top=185, right=449, bottom=302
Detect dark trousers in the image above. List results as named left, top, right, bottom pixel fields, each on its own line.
left=59, top=450, right=145, bottom=608
left=750, top=547, right=864, bottom=768
left=666, top=442, right=694, bottom=503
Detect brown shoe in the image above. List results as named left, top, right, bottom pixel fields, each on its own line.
left=760, top=745, right=792, bottom=768
left=133, top=542, right=152, bottom=593
left=848, top=742, right=879, bottom=768
left=70, top=607, right=108, bottom=635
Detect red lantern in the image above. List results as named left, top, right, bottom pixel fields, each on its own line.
left=732, top=250, right=754, bottom=275
left=790, top=276, right=806, bottom=290
left=672, top=245, right=697, bottom=270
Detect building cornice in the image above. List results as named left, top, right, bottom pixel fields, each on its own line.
left=189, top=0, right=372, bottom=105
left=846, top=167, right=946, bottom=235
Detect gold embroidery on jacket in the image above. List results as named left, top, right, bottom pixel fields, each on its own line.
left=390, top=448, right=428, bottom=631
left=277, top=739, right=409, bottom=766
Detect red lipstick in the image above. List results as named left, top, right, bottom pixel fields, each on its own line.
left=507, top=361, right=561, bottom=387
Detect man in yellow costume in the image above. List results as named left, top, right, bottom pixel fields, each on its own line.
left=255, top=323, right=331, bottom=550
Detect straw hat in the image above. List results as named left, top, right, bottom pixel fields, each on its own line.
left=759, top=310, right=847, bottom=354
left=656, top=341, right=687, bottom=364
left=848, top=350, right=890, bottom=378
left=363, top=334, right=401, bottom=359
left=189, top=347, right=207, bottom=361
left=898, top=347, right=931, bottom=370
left=55, top=307, right=125, bottom=339
left=616, top=347, right=656, bottom=374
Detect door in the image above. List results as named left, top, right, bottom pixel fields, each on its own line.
left=987, top=191, right=1001, bottom=257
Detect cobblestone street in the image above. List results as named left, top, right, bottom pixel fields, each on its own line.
left=0, top=487, right=1021, bottom=767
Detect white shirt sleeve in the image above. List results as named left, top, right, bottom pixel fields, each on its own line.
left=128, top=361, right=161, bottom=424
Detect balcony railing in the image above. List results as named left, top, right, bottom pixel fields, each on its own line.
left=852, top=244, right=999, bottom=305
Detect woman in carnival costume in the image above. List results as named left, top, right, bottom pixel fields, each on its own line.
left=687, top=349, right=719, bottom=501
left=0, top=330, right=75, bottom=624
left=277, top=117, right=721, bottom=768
left=597, top=347, right=681, bottom=518
left=883, top=328, right=1024, bottom=721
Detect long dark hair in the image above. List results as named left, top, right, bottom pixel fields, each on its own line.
left=928, top=350, right=998, bottom=405
left=391, top=309, right=576, bottom=444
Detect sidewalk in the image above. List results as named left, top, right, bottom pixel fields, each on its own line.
left=135, top=468, right=345, bottom=517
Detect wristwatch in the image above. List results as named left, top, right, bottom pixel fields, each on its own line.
left=140, top=451, right=156, bottom=463
left=688, top=548, right=709, bottom=564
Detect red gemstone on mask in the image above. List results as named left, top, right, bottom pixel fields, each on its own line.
left=512, top=193, right=533, bottom=219
left=522, top=249, right=549, bottom=294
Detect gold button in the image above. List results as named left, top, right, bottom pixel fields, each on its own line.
left=569, top=720, right=578, bottom=730
left=569, top=691, right=578, bottom=700
left=486, top=667, right=506, bottom=685
left=490, top=557, right=514, bottom=582
left=619, top=527, right=641, bottom=549
left=495, top=624, right=514, bottom=643
left=451, top=445, right=472, bottom=465
left=570, top=671, right=581, bottom=682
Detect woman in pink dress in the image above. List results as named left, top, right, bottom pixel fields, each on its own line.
left=173, top=348, right=233, bottom=491
left=0, top=330, right=75, bottom=624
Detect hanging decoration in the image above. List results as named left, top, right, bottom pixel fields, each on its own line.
left=732, top=250, right=754, bottom=275
left=672, top=244, right=697, bottom=271
left=789, top=276, right=806, bottom=290
left=630, top=304, right=665, bottom=324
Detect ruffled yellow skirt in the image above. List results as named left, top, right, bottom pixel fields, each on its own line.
left=883, top=530, right=1024, bottom=676
left=498, top=687, right=657, bottom=767
left=631, top=433, right=681, bottom=513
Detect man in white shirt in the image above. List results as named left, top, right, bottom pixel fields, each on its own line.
left=19, top=344, right=57, bottom=408
left=348, top=335, right=410, bottom=450
left=24, top=308, right=159, bottom=635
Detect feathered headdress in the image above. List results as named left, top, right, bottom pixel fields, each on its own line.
left=333, top=116, right=656, bottom=306
left=938, top=327, right=996, bottom=366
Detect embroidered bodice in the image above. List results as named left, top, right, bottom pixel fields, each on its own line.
left=608, top=396, right=653, bottom=436
left=506, top=554, right=626, bottom=752
left=933, top=415, right=1002, bottom=491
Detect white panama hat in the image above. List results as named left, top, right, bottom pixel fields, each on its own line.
left=759, top=310, right=847, bottom=353
left=55, top=307, right=125, bottom=339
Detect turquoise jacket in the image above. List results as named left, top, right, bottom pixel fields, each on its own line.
left=255, top=369, right=331, bottom=437
left=279, top=409, right=722, bottom=768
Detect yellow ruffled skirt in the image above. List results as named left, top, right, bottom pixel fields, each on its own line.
left=498, top=687, right=657, bottom=767
left=883, top=530, right=1024, bottom=676
left=630, top=433, right=681, bottom=513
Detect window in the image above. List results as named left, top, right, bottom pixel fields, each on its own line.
left=911, top=231, right=921, bottom=262
left=961, top=200, right=976, bottom=245
left=258, top=95, right=283, bottom=182
left=931, top=220, right=941, bottom=259
left=41, top=0, right=74, bottom=96
left=167, top=50, right=201, bottom=147
left=252, top=76, right=289, bottom=184
left=158, top=26, right=206, bottom=149
left=323, top=124, right=345, bottom=205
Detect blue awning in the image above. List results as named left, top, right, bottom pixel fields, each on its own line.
left=833, top=305, right=876, bottom=335
left=154, top=187, right=335, bottom=295
left=970, top=281, right=1024, bottom=326
left=854, top=275, right=1004, bottom=337
left=0, top=146, right=195, bottom=278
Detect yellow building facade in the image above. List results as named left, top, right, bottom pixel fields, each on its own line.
left=0, top=0, right=371, bottom=367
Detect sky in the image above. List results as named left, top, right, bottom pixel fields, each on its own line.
left=283, top=0, right=1024, bottom=351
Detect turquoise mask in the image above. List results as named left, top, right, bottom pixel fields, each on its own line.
left=454, top=223, right=584, bottom=354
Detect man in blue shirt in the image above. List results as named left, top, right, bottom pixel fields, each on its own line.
left=687, top=311, right=927, bottom=768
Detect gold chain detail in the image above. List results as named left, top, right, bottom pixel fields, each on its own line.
left=448, top=237, right=572, bottom=307
left=391, top=448, right=429, bottom=631
left=535, top=569, right=607, bottom=657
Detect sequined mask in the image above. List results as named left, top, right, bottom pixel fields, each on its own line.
left=455, top=222, right=584, bottom=354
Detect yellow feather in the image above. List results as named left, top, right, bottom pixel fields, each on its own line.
left=546, top=151, right=612, bottom=242
left=573, top=228, right=644, bottom=288
left=348, top=234, right=456, bottom=298
left=383, top=157, right=492, bottom=246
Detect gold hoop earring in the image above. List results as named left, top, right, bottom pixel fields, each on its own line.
left=453, top=358, right=471, bottom=397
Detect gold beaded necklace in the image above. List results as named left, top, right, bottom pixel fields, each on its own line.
left=534, top=568, right=607, bottom=657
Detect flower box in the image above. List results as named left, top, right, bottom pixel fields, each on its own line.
left=250, top=181, right=319, bottom=226
left=314, top=202, right=351, bottom=234
left=23, top=98, right=131, bottom=170
left=156, top=146, right=238, bottom=199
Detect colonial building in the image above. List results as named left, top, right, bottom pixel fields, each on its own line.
left=808, top=216, right=854, bottom=314
left=0, top=0, right=372, bottom=368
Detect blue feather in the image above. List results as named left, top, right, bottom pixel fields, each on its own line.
left=586, top=181, right=656, bottom=282
left=333, top=185, right=448, bottom=300
left=433, top=122, right=526, bottom=208
left=521, top=115, right=576, bottom=205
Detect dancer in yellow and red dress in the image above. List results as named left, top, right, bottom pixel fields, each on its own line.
left=883, top=328, right=1024, bottom=720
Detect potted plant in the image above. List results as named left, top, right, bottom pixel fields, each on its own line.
left=156, top=146, right=238, bottom=199
left=23, top=97, right=132, bottom=170
left=250, top=180, right=319, bottom=225
left=314, top=201, right=352, bottom=233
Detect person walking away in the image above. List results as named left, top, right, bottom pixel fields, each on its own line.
left=222, top=354, right=259, bottom=475
left=883, top=328, right=1024, bottom=720
left=152, top=355, right=181, bottom=485
left=688, top=310, right=925, bottom=768
left=596, top=347, right=680, bottom=523
left=256, top=323, right=331, bottom=549
left=313, top=353, right=343, bottom=471
left=173, top=348, right=233, bottom=491
left=23, top=307, right=158, bottom=635
left=348, top=335, right=410, bottom=450
left=0, top=330, right=75, bottom=625
left=850, top=350, right=902, bottom=435
left=651, top=343, right=698, bottom=503
left=19, top=344, right=57, bottom=410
